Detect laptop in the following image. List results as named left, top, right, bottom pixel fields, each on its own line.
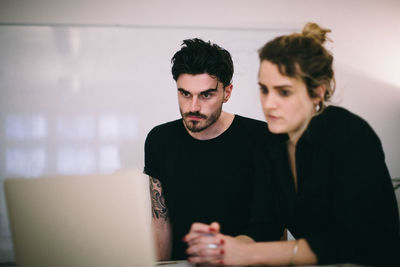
left=4, top=169, right=156, bottom=267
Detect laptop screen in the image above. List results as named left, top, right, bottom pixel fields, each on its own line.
left=4, top=169, right=155, bottom=267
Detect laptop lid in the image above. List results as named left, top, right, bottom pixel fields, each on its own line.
left=4, top=169, right=155, bottom=267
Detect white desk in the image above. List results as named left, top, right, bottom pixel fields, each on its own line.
left=0, top=261, right=369, bottom=267
left=157, top=261, right=368, bottom=267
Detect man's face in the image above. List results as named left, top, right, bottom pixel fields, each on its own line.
left=177, top=73, right=228, bottom=133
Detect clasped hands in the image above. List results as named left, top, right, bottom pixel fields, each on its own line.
left=183, top=222, right=252, bottom=266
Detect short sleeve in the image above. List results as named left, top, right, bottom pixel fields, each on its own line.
left=143, top=127, right=161, bottom=179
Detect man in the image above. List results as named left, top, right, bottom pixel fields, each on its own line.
left=144, top=38, right=269, bottom=260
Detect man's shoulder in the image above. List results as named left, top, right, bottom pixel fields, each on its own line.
left=148, top=119, right=182, bottom=134
left=145, top=119, right=183, bottom=144
left=234, top=114, right=270, bottom=135
left=235, top=115, right=267, bottom=127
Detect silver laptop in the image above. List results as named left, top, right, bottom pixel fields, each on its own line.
left=4, top=169, right=156, bottom=267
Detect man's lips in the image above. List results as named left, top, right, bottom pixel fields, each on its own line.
left=187, top=115, right=203, bottom=120
left=185, top=113, right=206, bottom=120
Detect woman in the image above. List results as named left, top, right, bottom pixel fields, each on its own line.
left=183, top=22, right=400, bottom=266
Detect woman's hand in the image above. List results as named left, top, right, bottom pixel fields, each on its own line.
left=183, top=222, right=254, bottom=266
left=184, top=222, right=223, bottom=264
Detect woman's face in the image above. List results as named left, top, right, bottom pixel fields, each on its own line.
left=258, top=60, right=321, bottom=142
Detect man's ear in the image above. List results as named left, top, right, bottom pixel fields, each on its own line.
left=223, top=84, right=233, bottom=103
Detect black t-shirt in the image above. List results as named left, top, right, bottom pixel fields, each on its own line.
left=254, top=106, right=400, bottom=266
left=144, top=115, right=269, bottom=260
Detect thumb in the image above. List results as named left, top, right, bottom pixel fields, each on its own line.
left=209, top=222, right=221, bottom=233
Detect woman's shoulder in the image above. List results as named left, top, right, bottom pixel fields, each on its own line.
left=320, top=105, right=381, bottom=145
left=322, top=105, right=373, bottom=132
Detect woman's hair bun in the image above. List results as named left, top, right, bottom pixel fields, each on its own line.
left=302, top=22, right=331, bottom=44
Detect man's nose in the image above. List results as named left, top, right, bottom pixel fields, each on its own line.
left=190, top=97, right=201, bottom=112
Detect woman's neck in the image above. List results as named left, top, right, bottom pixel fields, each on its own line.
left=287, top=115, right=313, bottom=146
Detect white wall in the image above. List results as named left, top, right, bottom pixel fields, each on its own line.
left=1, top=0, right=399, bottom=174
left=0, top=0, right=399, bottom=262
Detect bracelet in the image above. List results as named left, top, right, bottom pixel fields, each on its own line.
left=289, top=240, right=298, bottom=265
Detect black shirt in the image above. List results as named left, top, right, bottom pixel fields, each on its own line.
left=144, top=115, right=270, bottom=260
left=254, top=106, right=400, bottom=266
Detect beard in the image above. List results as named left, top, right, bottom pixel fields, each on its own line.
left=180, top=106, right=222, bottom=133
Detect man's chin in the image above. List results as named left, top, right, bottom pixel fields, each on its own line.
left=186, top=125, right=204, bottom=133
left=184, top=121, right=206, bottom=133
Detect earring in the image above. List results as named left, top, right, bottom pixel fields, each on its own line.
left=315, top=103, right=321, bottom=112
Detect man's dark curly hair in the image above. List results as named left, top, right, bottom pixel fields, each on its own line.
left=171, top=38, right=234, bottom=88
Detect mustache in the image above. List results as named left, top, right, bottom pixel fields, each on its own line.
left=184, top=112, right=207, bottom=119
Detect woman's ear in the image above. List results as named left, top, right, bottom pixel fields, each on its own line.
left=313, top=84, right=326, bottom=105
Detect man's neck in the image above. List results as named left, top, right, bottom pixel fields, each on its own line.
left=187, top=111, right=235, bottom=140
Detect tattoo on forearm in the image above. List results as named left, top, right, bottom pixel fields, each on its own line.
left=149, top=176, right=168, bottom=221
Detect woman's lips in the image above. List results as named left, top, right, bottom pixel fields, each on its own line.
left=267, top=114, right=280, bottom=121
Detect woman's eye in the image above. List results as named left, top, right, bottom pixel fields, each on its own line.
left=279, top=90, right=291, bottom=97
left=259, top=86, right=268, bottom=94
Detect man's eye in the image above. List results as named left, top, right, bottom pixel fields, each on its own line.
left=180, top=91, right=190, bottom=97
left=201, top=93, right=211, bottom=99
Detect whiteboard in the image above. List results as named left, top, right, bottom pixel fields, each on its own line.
left=0, top=25, right=292, bottom=261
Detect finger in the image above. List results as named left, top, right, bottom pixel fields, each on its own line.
left=187, top=233, right=225, bottom=248
left=187, top=251, right=223, bottom=264
left=184, top=232, right=214, bottom=243
left=191, top=222, right=219, bottom=234
left=186, top=239, right=225, bottom=257
left=189, top=222, right=213, bottom=233
left=184, top=225, right=218, bottom=242
left=186, top=242, right=221, bottom=256
left=210, top=258, right=225, bottom=266
left=209, top=221, right=221, bottom=233
left=183, top=231, right=204, bottom=243
left=187, top=233, right=218, bottom=247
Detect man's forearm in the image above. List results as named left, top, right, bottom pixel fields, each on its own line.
left=152, top=218, right=172, bottom=260
left=149, top=176, right=172, bottom=260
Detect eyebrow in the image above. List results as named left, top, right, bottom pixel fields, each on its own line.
left=178, top=82, right=219, bottom=95
left=200, top=88, right=218, bottom=94
left=258, top=82, right=292, bottom=89
left=177, top=88, right=188, bottom=94
left=258, top=82, right=266, bottom=88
